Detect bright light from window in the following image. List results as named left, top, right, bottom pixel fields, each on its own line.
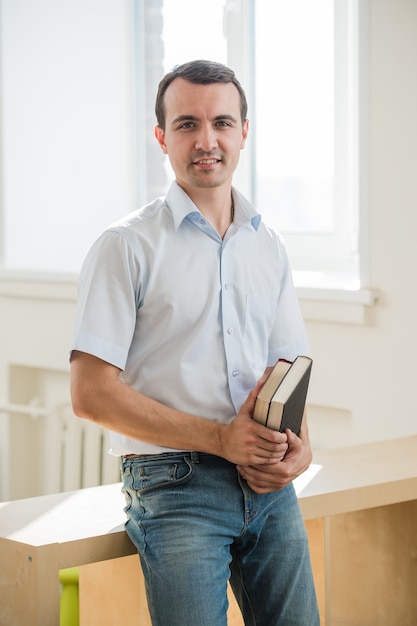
left=1, top=0, right=134, bottom=273
left=162, top=0, right=227, bottom=73
left=254, top=0, right=335, bottom=234
left=160, top=0, right=227, bottom=183
left=0, top=0, right=359, bottom=281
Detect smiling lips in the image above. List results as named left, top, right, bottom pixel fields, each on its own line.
left=193, top=157, right=222, bottom=166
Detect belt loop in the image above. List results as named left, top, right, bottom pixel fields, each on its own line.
left=190, top=451, right=200, bottom=463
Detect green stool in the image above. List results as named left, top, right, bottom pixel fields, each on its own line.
left=59, top=567, right=80, bottom=626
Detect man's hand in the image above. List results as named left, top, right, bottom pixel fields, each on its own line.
left=236, top=422, right=313, bottom=494
left=217, top=385, right=289, bottom=466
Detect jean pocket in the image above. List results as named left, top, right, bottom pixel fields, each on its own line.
left=126, top=454, right=195, bottom=496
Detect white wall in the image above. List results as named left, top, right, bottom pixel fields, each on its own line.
left=0, top=0, right=416, bottom=500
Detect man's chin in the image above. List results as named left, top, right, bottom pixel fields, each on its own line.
left=188, top=171, right=226, bottom=189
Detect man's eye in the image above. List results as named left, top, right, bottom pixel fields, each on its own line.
left=179, top=122, right=195, bottom=129
left=216, top=121, right=232, bottom=127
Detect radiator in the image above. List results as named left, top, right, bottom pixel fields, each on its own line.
left=0, top=402, right=121, bottom=496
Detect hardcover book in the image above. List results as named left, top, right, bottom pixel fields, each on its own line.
left=253, top=356, right=313, bottom=435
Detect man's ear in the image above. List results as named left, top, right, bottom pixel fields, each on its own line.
left=240, top=119, right=249, bottom=150
left=154, top=125, right=168, bottom=154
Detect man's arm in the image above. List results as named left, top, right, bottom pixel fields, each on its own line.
left=70, top=350, right=289, bottom=467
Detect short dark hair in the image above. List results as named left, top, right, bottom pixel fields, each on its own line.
left=155, top=60, right=248, bottom=130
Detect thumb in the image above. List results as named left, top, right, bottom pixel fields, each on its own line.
left=284, top=428, right=301, bottom=446
left=241, top=385, right=259, bottom=415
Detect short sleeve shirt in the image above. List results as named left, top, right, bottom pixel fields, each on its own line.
left=71, top=181, right=309, bottom=455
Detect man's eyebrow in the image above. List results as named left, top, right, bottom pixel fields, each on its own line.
left=213, top=114, right=238, bottom=124
left=171, top=115, right=199, bottom=126
left=170, top=114, right=238, bottom=126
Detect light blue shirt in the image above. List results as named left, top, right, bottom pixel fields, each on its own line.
left=72, top=181, right=309, bottom=455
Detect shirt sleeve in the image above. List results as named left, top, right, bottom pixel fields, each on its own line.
left=71, top=230, right=139, bottom=370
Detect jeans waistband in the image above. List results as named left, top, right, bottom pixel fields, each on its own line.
left=122, top=450, right=203, bottom=464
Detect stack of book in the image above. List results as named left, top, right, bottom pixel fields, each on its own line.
left=253, top=355, right=313, bottom=434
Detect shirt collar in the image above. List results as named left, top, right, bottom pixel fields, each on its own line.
left=166, top=180, right=262, bottom=232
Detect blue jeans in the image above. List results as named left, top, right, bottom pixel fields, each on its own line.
left=121, top=452, right=319, bottom=626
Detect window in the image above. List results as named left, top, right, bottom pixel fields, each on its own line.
left=160, top=0, right=365, bottom=290
left=0, top=0, right=365, bottom=292
left=0, top=0, right=135, bottom=273
left=225, top=0, right=365, bottom=290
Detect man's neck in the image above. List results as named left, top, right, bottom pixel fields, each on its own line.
left=178, top=182, right=234, bottom=239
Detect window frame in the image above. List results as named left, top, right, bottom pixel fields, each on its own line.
left=225, top=0, right=371, bottom=295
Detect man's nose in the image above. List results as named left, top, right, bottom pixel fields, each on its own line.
left=195, top=125, right=218, bottom=152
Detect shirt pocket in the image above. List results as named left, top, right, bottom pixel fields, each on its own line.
left=243, top=293, right=276, bottom=366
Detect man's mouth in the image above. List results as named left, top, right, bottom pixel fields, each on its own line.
left=193, top=157, right=222, bottom=169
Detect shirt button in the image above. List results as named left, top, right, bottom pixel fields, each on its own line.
left=224, top=282, right=231, bottom=290
left=227, top=327, right=235, bottom=335
left=232, top=370, right=239, bottom=377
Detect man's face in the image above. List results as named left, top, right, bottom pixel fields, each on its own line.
left=155, top=78, right=248, bottom=194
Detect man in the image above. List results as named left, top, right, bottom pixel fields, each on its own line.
left=70, top=60, right=319, bottom=626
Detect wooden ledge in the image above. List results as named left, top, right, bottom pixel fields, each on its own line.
left=0, top=435, right=416, bottom=568
left=0, top=483, right=135, bottom=568
left=295, top=435, right=417, bottom=520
